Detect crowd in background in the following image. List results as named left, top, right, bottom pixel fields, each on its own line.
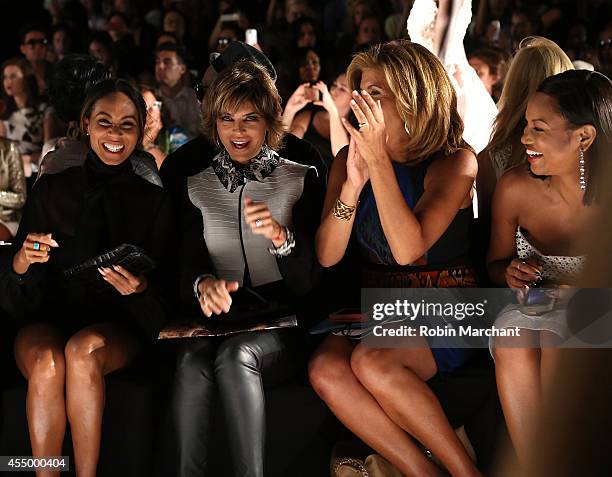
left=0, top=0, right=609, bottom=191
left=0, top=1, right=611, bottom=477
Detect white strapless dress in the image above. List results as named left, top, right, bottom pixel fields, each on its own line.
left=489, top=227, right=585, bottom=357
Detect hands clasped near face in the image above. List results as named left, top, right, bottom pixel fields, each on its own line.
left=196, top=196, right=285, bottom=318
left=342, top=89, right=389, bottom=166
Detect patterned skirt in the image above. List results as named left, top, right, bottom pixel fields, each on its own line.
left=362, top=262, right=479, bottom=289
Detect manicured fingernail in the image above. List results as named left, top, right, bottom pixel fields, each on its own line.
left=361, top=89, right=368, bottom=95
left=98, top=267, right=105, bottom=275
left=352, top=90, right=359, bottom=96
left=350, top=99, right=357, bottom=106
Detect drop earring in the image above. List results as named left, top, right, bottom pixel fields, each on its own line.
left=579, top=147, right=586, bottom=191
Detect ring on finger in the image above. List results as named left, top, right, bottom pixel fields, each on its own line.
left=255, top=218, right=264, bottom=228
left=33, top=242, right=40, bottom=251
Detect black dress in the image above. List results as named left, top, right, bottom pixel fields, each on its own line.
left=1, top=150, right=174, bottom=343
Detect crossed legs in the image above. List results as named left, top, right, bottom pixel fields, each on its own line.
left=308, top=335, right=481, bottom=477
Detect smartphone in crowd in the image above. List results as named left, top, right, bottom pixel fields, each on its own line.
left=245, top=28, right=258, bottom=46
left=220, top=12, right=240, bottom=23
left=304, top=84, right=321, bottom=102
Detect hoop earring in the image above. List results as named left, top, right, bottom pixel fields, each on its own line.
left=579, top=147, right=586, bottom=191
left=404, top=122, right=410, bottom=136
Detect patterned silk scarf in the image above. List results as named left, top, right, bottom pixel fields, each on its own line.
left=212, top=144, right=280, bottom=192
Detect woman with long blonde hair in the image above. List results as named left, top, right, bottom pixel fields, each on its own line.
left=477, top=36, right=574, bottom=218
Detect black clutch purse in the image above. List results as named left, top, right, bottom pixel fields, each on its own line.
left=63, top=243, right=156, bottom=283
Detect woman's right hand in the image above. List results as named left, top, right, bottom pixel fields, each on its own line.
left=197, top=277, right=240, bottom=318
left=12, top=233, right=59, bottom=274
left=285, top=83, right=311, bottom=113
left=344, top=137, right=369, bottom=193
left=505, top=257, right=542, bottom=289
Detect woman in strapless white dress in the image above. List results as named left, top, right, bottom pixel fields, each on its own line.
left=486, top=70, right=612, bottom=465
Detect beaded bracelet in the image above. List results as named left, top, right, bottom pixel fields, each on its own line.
left=268, top=227, right=295, bottom=257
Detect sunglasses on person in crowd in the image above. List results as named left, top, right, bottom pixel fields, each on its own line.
left=146, top=100, right=162, bottom=112
left=24, top=38, right=48, bottom=47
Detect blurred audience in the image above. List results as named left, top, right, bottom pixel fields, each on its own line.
left=468, top=47, right=510, bottom=101
left=0, top=58, right=52, bottom=177
left=0, top=138, right=26, bottom=240
left=477, top=36, right=574, bottom=220
left=154, top=43, right=200, bottom=145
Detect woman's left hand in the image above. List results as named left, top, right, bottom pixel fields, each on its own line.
left=99, top=265, right=148, bottom=295
left=312, top=81, right=337, bottom=114
left=243, top=196, right=287, bottom=247
left=341, top=90, right=389, bottom=166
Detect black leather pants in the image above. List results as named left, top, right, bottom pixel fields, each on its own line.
left=171, top=330, right=296, bottom=477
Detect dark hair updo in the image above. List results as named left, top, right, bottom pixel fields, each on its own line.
left=48, top=54, right=111, bottom=123
left=79, top=78, right=147, bottom=147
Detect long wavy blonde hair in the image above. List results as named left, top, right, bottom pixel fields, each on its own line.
left=486, top=36, right=574, bottom=172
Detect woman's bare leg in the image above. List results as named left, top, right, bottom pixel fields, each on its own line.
left=494, top=330, right=541, bottom=464
left=351, top=343, right=482, bottom=477
left=308, top=335, right=443, bottom=477
left=64, top=323, right=141, bottom=477
left=540, top=331, right=563, bottom=399
left=14, top=323, right=66, bottom=477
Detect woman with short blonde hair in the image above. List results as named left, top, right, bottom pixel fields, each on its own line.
left=309, top=41, right=482, bottom=477
left=346, top=41, right=467, bottom=164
